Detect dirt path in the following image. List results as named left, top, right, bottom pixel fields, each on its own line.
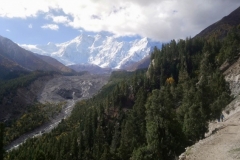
left=180, top=52, right=240, bottom=159
left=181, top=107, right=240, bottom=160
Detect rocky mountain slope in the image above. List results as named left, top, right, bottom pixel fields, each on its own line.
left=180, top=107, right=240, bottom=160
left=20, top=33, right=161, bottom=69
left=34, top=54, right=74, bottom=73
left=0, top=72, right=109, bottom=123
left=195, top=6, right=240, bottom=40
left=223, top=57, right=240, bottom=96
left=0, top=35, right=73, bottom=73
left=123, top=55, right=151, bottom=71
left=179, top=55, right=240, bottom=160
left=38, top=74, right=110, bottom=104
left=4, top=73, right=110, bottom=151
left=0, top=54, right=29, bottom=80
left=3, top=6, right=240, bottom=160
left=179, top=6, right=240, bottom=158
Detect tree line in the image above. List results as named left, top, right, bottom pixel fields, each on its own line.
left=2, top=27, right=240, bottom=160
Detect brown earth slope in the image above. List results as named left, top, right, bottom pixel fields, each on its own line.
left=195, top=6, right=240, bottom=40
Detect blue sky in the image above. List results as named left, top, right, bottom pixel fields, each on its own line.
left=0, top=13, right=141, bottom=45
left=0, top=0, right=239, bottom=45
left=0, top=15, right=81, bottom=44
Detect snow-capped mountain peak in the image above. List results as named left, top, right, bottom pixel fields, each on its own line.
left=20, top=33, right=161, bottom=69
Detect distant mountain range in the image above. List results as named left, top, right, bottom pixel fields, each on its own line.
left=0, top=35, right=74, bottom=74
left=2, top=6, right=239, bottom=75
left=21, top=33, right=161, bottom=69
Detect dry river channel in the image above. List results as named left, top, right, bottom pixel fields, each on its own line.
left=5, top=74, right=110, bottom=151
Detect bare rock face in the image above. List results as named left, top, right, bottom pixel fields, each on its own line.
left=223, top=57, right=240, bottom=97
left=222, top=57, right=240, bottom=119
left=220, top=56, right=240, bottom=119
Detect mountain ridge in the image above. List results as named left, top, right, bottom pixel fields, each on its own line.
left=20, top=33, right=161, bottom=69
left=34, top=54, right=74, bottom=73
left=195, top=6, right=240, bottom=39
left=0, top=35, right=74, bottom=74
left=2, top=5, right=240, bottom=160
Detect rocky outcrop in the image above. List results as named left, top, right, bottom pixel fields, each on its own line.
left=38, top=74, right=109, bottom=103
left=178, top=54, right=240, bottom=160
left=223, top=56, right=240, bottom=97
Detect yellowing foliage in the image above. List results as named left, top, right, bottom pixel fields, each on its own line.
left=166, top=77, right=175, bottom=84
left=20, top=114, right=27, bottom=120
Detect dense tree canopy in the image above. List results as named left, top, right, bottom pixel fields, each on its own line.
left=3, top=28, right=239, bottom=160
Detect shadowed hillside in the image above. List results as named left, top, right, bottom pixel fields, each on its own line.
left=0, top=35, right=73, bottom=74
left=195, top=6, right=240, bottom=40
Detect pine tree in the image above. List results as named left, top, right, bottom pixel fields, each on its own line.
left=93, top=125, right=105, bottom=159
left=0, top=123, right=4, bottom=160
left=145, top=88, right=182, bottom=159
left=100, top=144, right=111, bottom=160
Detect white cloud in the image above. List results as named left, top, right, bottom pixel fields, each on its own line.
left=0, top=0, right=239, bottom=41
left=0, top=0, right=50, bottom=18
left=28, top=24, right=33, bottom=28
left=6, top=29, right=10, bottom=32
left=45, top=14, right=70, bottom=24
left=41, top=24, right=59, bottom=30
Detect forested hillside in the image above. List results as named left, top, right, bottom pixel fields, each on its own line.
left=3, top=26, right=239, bottom=159
left=0, top=71, right=58, bottom=122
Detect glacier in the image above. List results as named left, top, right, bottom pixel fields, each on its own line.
left=20, top=32, right=161, bottom=69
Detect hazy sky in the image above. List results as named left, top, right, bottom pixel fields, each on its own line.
left=0, top=0, right=239, bottom=44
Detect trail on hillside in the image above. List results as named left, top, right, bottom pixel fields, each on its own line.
left=181, top=97, right=240, bottom=160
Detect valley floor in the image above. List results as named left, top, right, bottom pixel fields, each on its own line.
left=4, top=74, right=110, bottom=151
